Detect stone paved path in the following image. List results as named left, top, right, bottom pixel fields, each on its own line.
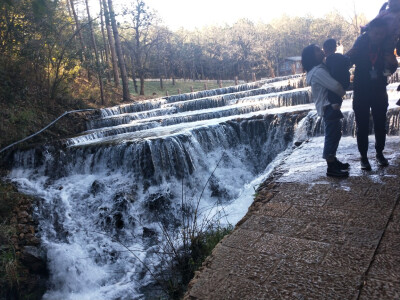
left=184, top=136, right=400, bottom=300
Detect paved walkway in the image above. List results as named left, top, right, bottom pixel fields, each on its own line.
left=184, top=136, right=400, bottom=300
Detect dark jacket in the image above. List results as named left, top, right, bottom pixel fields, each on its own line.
left=347, top=33, right=393, bottom=99
left=325, top=53, right=351, bottom=105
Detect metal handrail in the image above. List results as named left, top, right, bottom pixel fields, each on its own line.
left=0, top=109, right=96, bottom=154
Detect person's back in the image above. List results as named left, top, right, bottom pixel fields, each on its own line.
left=323, top=38, right=351, bottom=120
left=326, top=53, right=351, bottom=105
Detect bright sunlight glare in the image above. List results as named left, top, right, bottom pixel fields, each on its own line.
left=88, top=0, right=384, bottom=30
left=128, top=0, right=380, bottom=29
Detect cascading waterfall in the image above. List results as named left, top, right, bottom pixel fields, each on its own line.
left=7, top=74, right=400, bottom=299
left=68, top=89, right=314, bottom=146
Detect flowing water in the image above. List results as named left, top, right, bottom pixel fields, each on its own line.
left=7, top=74, right=400, bottom=299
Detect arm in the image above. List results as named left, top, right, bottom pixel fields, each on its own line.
left=314, top=67, right=345, bottom=97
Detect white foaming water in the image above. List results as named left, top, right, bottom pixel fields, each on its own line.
left=7, top=77, right=400, bottom=299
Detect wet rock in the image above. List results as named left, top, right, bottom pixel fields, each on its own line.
left=114, top=213, right=124, bottom=229
left=27, top=225, right=35, bottom=234
left=17, top=224, right=26, bottom=233
left=209, top=176, right=230, bottom=199
left=20, top=246, right=47, bottom=275
left=140, top=142, right=155, bottom=179
left=145, top=192, right=171, bottom=212
left=10, top=216, right=17, bottom=224
left=113, top=192, right=135, bottom=209
left=98, top=192, right=137, bottom=230
left=90, top=180, right=105, bottom=196
left=142, top=227, right=157, bottom=238
left=18, top=211, right=29, bottom=219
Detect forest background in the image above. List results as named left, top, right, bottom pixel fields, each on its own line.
left=0, top=0, right=368, bottom=151
left=0, top=0, right=372, bottom=297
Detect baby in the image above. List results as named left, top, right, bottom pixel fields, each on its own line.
left=323, top=38, right=351, bottom=120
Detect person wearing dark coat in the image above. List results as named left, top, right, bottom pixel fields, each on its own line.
left=346, top=18, right=397, bottom=170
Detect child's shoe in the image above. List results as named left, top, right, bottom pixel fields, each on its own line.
left=335, top=158, right=350, bottom=170
left=327, top=161, right=349, bottom=178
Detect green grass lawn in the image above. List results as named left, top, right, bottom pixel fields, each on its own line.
left=127, top=80, right=238, bottom=97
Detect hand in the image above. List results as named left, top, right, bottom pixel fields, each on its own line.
left=331, top=103, right=341, bottom=110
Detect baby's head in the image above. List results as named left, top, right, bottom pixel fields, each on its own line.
left=323, top=39, right=337, bottom=56
left=389, top=0, right=400, bottom=11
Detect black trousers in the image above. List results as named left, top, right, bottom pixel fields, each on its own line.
left=353, top=90, right=388, bottom=157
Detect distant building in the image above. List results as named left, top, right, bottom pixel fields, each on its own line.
left=279, top=56, right=303, bottom=76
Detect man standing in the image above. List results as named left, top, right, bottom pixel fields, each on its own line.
left=347, top=18, right=397, bottom=170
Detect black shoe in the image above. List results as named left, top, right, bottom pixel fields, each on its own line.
left=335, top=158, right=350, bottom=170
left=327, top=161, right=349, bottom=177
left=327, top=168, right=349, bottom=178
left=376, top=153, right=389, bottom=167
left=360, top=157, right=372, bottom=171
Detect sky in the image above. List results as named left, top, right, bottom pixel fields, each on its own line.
left=139, top=0, right=383, bottom=30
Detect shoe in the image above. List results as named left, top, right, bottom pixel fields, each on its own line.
left=376, top=153, right=389, bottom=167
left=335, top=158, right=350, bottom=170
left=327, top=168, right=349, bottom=178
left=327, top=161, right=349, bottom=178
left=360, top=157, right=372, bottom=171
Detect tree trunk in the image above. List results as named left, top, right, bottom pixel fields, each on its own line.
left=130, top=54, right=138, bottom=93
left=102, top=0, right=119, bottom=87
left=69, top=0, right=86, bottom=62
left=108, top=0, right=130, bottom=101
left=85, top=0, right=105, bottom=105
left=99, top=0, right=112, bottom=83
left=140, top=75, right=145, bottom=96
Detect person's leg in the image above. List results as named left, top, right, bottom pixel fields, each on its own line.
left=353, top=99, right=372, bottom=170
left=323, top=118, right=341, bottom=161
left=353, top=100, right=371, bottom=157
left=324, top=117, right=348, bottom=177
left=371, top=92, right=389, bottom=166
left=371, top=93, right=388, bottom=153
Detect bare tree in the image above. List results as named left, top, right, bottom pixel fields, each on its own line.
left=69, top=0, right=86, bottom=61
left=102, top=0, right=120, bottom=87
left=85, top=0, right=105, bottom=104
left=108, top=0, right=130, bottom=101
left=127, top=0, right=161, bottom=95
left=99, top=0, right=112, bottom=83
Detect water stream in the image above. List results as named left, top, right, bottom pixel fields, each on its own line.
left=7, top=74, right=400, bottom=299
